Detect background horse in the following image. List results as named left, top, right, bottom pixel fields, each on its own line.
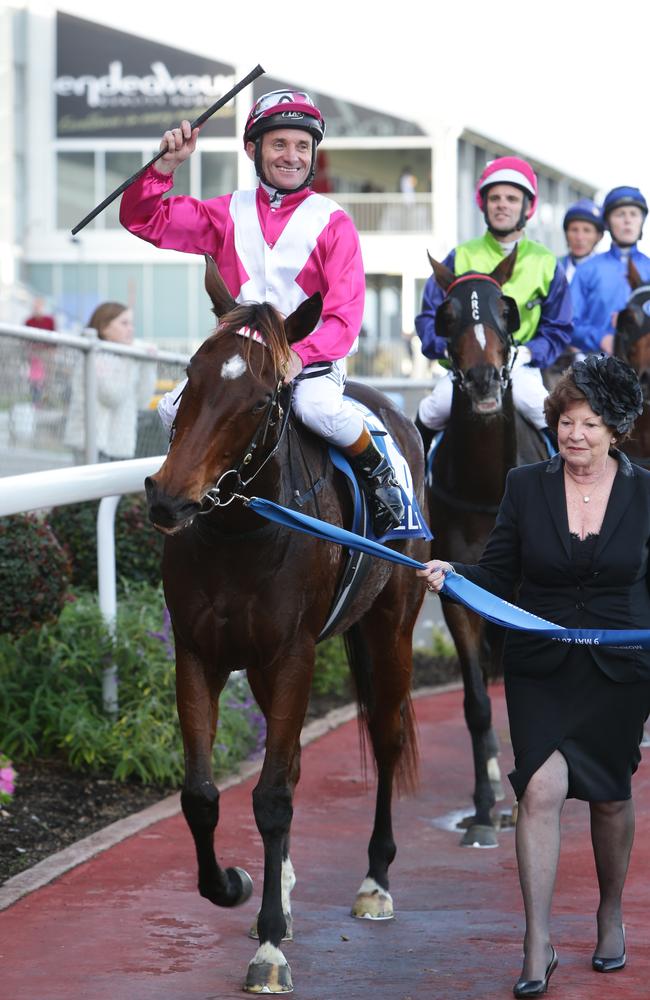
left=425, top=250, right=547, bottom=847
left=615, top=257, right=650, bottom=466
left=144, top=257, right=428, bottom=994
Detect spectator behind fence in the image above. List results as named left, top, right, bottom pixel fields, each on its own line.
left=64, top=302, right=157, bottom=463
left=24, top=297, right=56, bottom=405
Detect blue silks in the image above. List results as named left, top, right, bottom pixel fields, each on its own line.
left=247, top=495, right=650, bottom=651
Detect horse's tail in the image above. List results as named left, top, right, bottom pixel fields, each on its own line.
left=343, top=623, right=419, bottom=796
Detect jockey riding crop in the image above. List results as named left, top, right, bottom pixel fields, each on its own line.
left=71, top=64, right=265, bottom=235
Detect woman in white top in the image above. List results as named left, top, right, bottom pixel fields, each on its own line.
left=65, top=302, right=156, bottom=462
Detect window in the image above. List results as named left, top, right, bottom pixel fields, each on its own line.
left=200, top=152, right=237, bottom=199
left=104, top=152, right=144, bottom=229
left=57, top=152, right=95, bottom=230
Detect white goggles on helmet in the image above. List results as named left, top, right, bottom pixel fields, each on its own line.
left=250, top=91, right=317, bottom=118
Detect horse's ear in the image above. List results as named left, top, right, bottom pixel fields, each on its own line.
left=489, top=244, right=518, bottom=286
left=204, top=254, right=237, bottom=317
left=427, top=252, right=455, bottom=291
left=616, top=306, right=642, bottom=336
left=284, top=293, right=323, bottom=344
left=628, top=256, right=643, bottom=291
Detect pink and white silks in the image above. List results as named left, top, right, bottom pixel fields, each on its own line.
left=120, top=168, right=367, bottom=445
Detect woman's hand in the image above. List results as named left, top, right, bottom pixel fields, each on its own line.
left=416, top=559, right=454, bottom=593
left=156, top=120, right=199, bottom=175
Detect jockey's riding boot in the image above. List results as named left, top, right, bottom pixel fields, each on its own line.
left=346, top=428, right=405, bottom=537
left=414, top=412, right=435, bottom=457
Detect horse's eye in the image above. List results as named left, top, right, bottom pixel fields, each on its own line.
left=251, top=395, right=271, bottom=414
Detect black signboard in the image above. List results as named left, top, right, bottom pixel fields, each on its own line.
left=253, top=77, right=425, bottom=139
left=55, top=12, right=237, bottom=138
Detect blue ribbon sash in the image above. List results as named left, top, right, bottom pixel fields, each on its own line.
left=247, top=496, right=650, bottom=651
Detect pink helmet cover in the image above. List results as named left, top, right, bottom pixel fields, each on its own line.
left=475, top=156, right=539, bottom=218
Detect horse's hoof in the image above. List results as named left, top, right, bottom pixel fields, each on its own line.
left=244, top=946, right=293, bottom=993
left=460, top=824, right=498, bottom=848
left=228, top=866, right=254, bottom=906
left=351, top=878, right=394, bottom=920
left=249, top=912, right=293, bottom=942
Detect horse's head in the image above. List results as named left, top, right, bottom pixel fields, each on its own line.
left=615, top=257, right=650, bottom=400
left=429, top=248, right=520, bottom=415
left=145, top=255, right=322, bottom=533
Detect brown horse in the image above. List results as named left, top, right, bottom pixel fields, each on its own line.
left=615, top=257, right=650, bottom=466
left=144, top=256, right=427, bottom=994
left=425, top=250, right=547, bottom=847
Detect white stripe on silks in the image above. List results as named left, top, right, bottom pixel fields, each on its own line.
left=230, top=189, right=338, bottom=326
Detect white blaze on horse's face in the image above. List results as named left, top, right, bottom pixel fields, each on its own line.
left=221, top=354, right=247, bottom=380
left=473, top=323, right=487, bottom=350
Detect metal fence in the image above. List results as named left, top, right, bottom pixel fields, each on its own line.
left=0, top=323, right=187, bottom=477
left=0, top=322, right=437, bottom=478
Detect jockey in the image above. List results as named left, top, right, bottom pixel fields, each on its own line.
left=120, top=90, right=404, bottom=536
left=558, top=198, right=604, bottom=284
left=571, top=186, right=650, bottom=356
left=414, top=156, right=572, bottom=450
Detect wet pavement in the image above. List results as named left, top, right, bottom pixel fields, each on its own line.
left=2, top=683, right=649, bottom=1000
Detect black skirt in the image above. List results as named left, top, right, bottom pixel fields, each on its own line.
left=505, top=649, right=650, bottom=801
left=505, top=532, right=650, bottom=802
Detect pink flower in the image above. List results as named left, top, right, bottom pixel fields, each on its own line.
left=0, top=757, right=16, bottom=803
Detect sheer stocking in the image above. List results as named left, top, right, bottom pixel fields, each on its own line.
left=590, top=799, right=634, bottom=958
left=515, top=751, right=568, bottom=981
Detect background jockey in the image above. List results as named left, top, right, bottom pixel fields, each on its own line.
left=559, top=198, right=604, bottom=285
left=414, top=156, right=572, bottom=450
left=570, top=186, right=650, bottom=356
left=120, top=89, right=403, bottom=536
left=542, top=199, right=605, bottom=384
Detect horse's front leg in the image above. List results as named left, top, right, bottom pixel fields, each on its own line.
left=244, top=651, right=314, bottom=995
left=444, top=603, right=498, bottom=847
left=176, top=644, right=254, bottom=908
left=247, top=670, right=301, bottom=944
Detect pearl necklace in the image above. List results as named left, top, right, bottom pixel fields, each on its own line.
left=565, top=464, right=609, bottom=503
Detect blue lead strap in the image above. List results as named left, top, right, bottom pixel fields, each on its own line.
left=247, top=496, right=650, bottom=651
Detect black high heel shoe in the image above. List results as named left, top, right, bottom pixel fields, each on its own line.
left=592, top=926, right=626, bottom=972
left=513, top=945, right=558, bottom=998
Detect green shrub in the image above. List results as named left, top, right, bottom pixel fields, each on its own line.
left=49, top=494, right=164, bottom=591
left=313, top=637, right=351, bottom=697
left=0, top=582, right=265, bottom=784
left=0, top=514, right=71, bottom=636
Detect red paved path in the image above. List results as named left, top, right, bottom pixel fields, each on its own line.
left=2, top=684, right=650, bottom=999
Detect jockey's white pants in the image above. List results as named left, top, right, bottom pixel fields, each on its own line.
left=157, top=359, right=364, bottom=448
left=292, top=360, right=364, bottom=447
left=417, top=364, right=548, bottom=431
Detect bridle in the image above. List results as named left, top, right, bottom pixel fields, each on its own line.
left=198, top=377, right=293, bottom=513
left=443, top=273, right=516, bottom=393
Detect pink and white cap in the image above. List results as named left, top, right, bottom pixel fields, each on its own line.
left=475, top=157, right=539, bottom=218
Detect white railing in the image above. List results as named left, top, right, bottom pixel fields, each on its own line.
left=0, top=458, right=164, bottom=714
left=332, top=193, right=433, bottom=233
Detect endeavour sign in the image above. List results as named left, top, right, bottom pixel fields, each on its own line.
left=55, top=12, right=237, bottom=139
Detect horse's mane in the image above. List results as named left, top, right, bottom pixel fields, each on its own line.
left=212, top=302, right=293, bottom=379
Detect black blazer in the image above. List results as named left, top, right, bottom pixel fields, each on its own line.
left=453, top=451, right=650, bottom=683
